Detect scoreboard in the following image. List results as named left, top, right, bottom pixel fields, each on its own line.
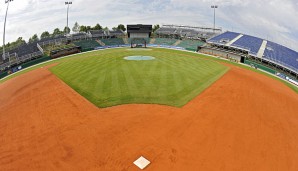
left=127, top=24, right=152, bottom=38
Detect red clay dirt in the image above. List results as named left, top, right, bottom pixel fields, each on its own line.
left=0, top=64, right=298, bottom=171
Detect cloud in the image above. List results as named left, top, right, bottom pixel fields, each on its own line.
left=0, top=0, right=297, bottom=51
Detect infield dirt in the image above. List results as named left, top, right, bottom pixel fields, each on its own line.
left=0, top=64, right=298, bottom=171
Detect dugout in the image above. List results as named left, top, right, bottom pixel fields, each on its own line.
left=127, top=24, right=152, bottom=48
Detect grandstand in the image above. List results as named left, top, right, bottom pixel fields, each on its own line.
left=156, top=25, right=221, bottom=40
left=263, top=41, right=298, bottom=72
left=0, top=42, right=43, bottom=69
left=1, top=25, right=298, bottom=82
left=43, top=43, right=77, bottom=56
left=154, top=38, right=178, bottom=46
left=176, top=39, right=205, bottom=51
left=73, top=40, right=101, bottom=51
left=207, top=31, right=240, bottom=45
left=203, top=31, right=298, bottom=78
left=88, top=30, right=105, bottom=39
left=231, top=35, right=263, bottom=55
left=108, top=30, right=125, bottom=38
left=101, top=38, right=125, bottom=46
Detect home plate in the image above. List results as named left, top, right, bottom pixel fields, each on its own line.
left=133, top=156, right=150, bottom=169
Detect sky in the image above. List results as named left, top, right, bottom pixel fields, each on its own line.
left=0, top=0, right=297, bottom=51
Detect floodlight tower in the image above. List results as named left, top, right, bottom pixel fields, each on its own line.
left=211, top=5, right=218, bottom=33
left=65, top=1, right=72, bottom=34
left=2, top=0, right=13, bottom=60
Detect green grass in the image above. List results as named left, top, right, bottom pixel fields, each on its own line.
left=49, top=48, right=228, bottom=107
left=1, top=48, right=297, bottom=105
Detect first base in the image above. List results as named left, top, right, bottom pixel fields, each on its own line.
left=133, top=156, right=150, bottom=169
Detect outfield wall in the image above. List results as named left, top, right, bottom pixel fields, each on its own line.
left=244, top=60, right=276, bottom=75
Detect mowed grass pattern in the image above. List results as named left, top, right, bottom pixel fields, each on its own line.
left=50, top=48, right=229, bottom=107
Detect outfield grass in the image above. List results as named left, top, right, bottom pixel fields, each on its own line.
left=49, top=48, right=229, bottom=107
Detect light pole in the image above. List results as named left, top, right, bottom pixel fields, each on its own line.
left=65, top=1, right=72, bottom=34
left=211, top=5, right=218, bottom=33
left=2, top=0, right=13, bottom=60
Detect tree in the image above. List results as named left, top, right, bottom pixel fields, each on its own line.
left=153, top=24, right=160, bottom=32
left=117, top=24, right=126, bottom=31
left=29, top=34, right=39, bottom=43
left=40, top=31, right=50, bottom=39
left=92, top=23, right=102, bottom=30
left=86, top=26, right=91, bottom=31
left=112, top=27, right=118, bottom=31
left=16, top=37, right=26, bottom=45
left=63, top=26, right=71, bottom=34
left=52, top=28, right=62, bottom=37
left=102, top=27, right=109, bottom=31
left=72, top=22, right=80, bottom=33
left=80, top=25, right=87, bottom=32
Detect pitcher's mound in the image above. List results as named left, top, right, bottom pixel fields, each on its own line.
left=124, top=56, right=155, bottom=61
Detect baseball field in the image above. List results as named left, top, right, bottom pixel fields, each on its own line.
left=49, top=48, right=228, bottom=107
left=0, top=48, right=298, bottom=170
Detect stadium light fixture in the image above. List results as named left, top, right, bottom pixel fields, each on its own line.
left=65, top=1, right=72, bottom=34
left=2, top=0, right=13, bottom=60
left=211, top=5, right=218, bottom=33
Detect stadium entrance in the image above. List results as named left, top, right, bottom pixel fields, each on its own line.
left=127, top=24, right=152, bottom=48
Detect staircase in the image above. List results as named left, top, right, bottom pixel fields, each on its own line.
left=257, top=40, right=268, bottom=58
left=96, top=40, right=105, bottom=46
left=123, top=38, right=129, bottom=44
left=173, top=40, right=182, bottom=46
left=150, top=38, right=156, bottom=44
left=226, top=34, right=243, bottom=46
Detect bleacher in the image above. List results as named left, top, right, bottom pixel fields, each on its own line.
left=108, top=30, right=125, bottom=37
left=1, top=42, right=41, bottom=60
left=156, top=27, right=177, bottom=35
left=231, top=35, right=263, bottom=55
left=208, top=31, right=240, bottom=44
left=73, top=40, right=101, bottom=51
left=43, top=43, right=77, bottom=56
left=179, top=29, right=200, bottom=38
left=177, top=39, right=205, bottom=51
left=206, top=31, right=298, bottom=75
left=154, top=38, right=177, bottom=46
left=101, top=38, right=125, bottom=46
left=264, top=41, right=298, bottom=72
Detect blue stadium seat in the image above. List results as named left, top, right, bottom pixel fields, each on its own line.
left=231, top=35, right=263, bottom=55
left=208, top=31, right=240, bottom=44
left=264, top=41, right=298, bottom=72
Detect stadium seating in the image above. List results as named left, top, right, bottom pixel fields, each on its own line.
left=208, top=31, right=240, bottom=44
left=177, top=39, right=205, bottom=50
left=156, top=27, right=177, bottom=35
left=264, top=41, right=298, bottom=72
left=208, top=31, right=298, bottom=74
left=154, top=38, right=177, bottom=46
left=101, top=38, right=125, bottom=46
left=108, top=30, right=125, bottom=37
left=73, top=40, right=101, bottom=50
left=0, top=42, right=41, bottom=58
left=231, top=35, right=263, bottom=55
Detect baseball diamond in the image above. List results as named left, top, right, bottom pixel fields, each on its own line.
left=0, top=1, right=298, bottom=171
